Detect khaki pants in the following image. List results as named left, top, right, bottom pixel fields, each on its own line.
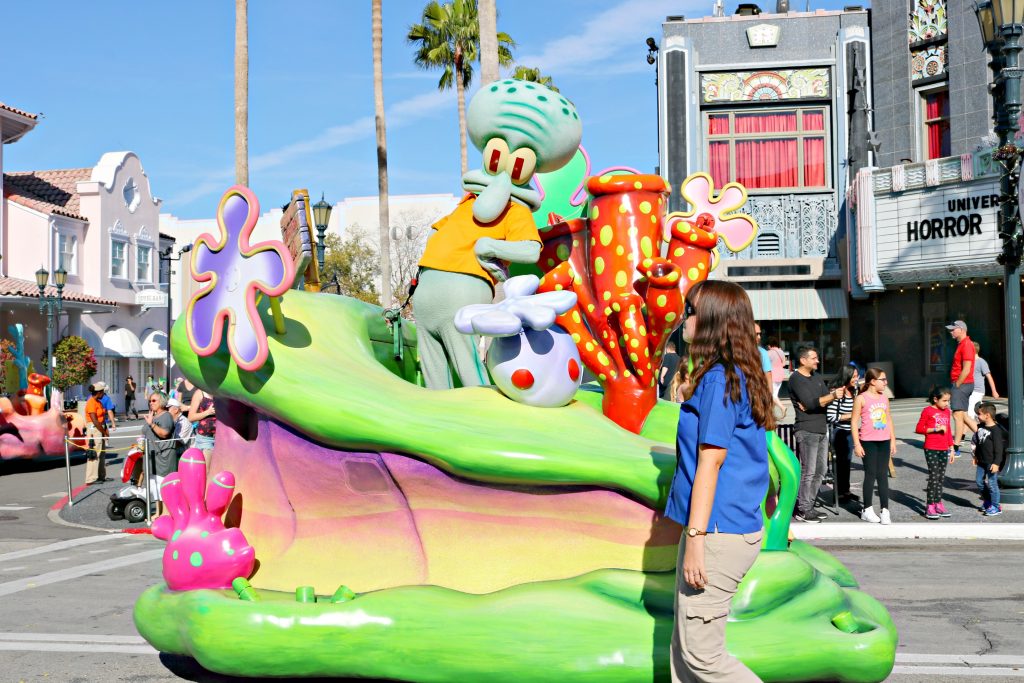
left=671, top=529, right=763, bottom=683
left=84, top=425, right=107, bottom=484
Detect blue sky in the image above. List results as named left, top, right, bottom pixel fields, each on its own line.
left=3, top=0, right=856, bottom=219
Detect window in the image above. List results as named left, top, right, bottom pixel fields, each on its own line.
left=111, top=240, right=127, bottom=279
left=58, top=234, right=78, bottom=275
left=136, top=244, right=152, bottom=282
left=705, top=107, right=829, bottom=190
left=923, top=88, right=951, bottom=160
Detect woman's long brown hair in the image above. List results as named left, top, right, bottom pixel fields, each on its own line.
left=684, top=280, right=777, bottom=431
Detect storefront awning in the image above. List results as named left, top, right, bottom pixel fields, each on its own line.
left=100, top=327, right=144, bottom=358
left=140, top=328, right=167, bottom=360
left=747, top=288, right=848, bottom=321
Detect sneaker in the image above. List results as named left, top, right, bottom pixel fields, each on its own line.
left=861, top=507, right=881, bottom=523
left=880, top=508, right=891, bottom=525
left=814, top=510, right=829, bottom=521
left=936, top=502, right=952, bottom=518
left=984, top=506, right=1003, bottom=517
left=793, top=511, right=821, bottom=524
left=925, top=504, right=940, bottom=520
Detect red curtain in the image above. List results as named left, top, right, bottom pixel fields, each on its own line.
left=709, top=141, right=730, bottom=187
left=736, top=139, right=798, bottom=188
left=708, top=115, right=730, bottom=135
left=803, top=137, right=826, bottom=187
left=926, top=92, right=950, bottom=159
left=735, top=111, right=797, bottom=134
left=802, top=111, right=825, bottom=131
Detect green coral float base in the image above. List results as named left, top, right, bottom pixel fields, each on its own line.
left=135, top=546, right=895, bottom=683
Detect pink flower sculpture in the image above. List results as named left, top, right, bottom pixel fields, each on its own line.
left=186, top=185, right=295, bottom=373
left=152, top=448, right=255, bottom=591
left=665, top=172, right=758, bottom=253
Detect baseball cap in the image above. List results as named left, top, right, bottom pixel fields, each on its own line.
left=93, top=381, right=108, bottom=392
left=166, top=398, right=182, bottom=408
left=945, top=320, right=967, bottom=331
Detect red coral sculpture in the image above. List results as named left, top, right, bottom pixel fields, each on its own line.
left=536, top=172, right=755, bottom=433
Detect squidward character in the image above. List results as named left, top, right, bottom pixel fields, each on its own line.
left=413, top=79, right=583, bottom=389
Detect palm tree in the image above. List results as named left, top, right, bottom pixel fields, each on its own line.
left=511, top=65, right=558, bottom=92
left=234, top=0, right=248, bottom=186
left=478, top=0, right=498, bottom=84
left=408, top=0, right=515, bottom=175
left=372, top=0, right=393, bottom=306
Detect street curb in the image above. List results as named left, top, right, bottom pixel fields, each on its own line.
left=49, top=484, right=89, bottom=511
left=46, top=508, right=119, bottom=534
left=792, top=522, right=1024, bottom=540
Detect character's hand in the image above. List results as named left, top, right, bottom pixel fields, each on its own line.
left=991, top=464, right=1000, bottom=473
left=151, top=448, right=255, bottom=591
left=682, top=537, right=707, bottom=589
left=854, top=443, right=865, bottom=459
left=480, top=258, right=510, bottom=283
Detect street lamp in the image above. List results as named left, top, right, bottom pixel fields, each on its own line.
left=312, top=194, right=333, bottom=273
left=975, top=0, right=1024, bottom=504
left=645, top=37, right=660, bottom=175
left=35, top=265, right=67, bottom=390
left=158, top=244, right=193, bottom=392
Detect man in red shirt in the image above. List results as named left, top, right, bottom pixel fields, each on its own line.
left=84, top=383, right=109, bottom=485
left=947, top=320, right=976, bottom=455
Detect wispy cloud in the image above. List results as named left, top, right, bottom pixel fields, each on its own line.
left=515, top=0, right=691, bottom=76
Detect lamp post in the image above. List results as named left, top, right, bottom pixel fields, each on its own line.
left=35, top=266, right=68, bottom=391
left=976, top=0, right=1024, bottom=505
left=646, top=37, right=660, bottom=173
left=312, top=194, right=333, bottom=273
left=158, top=244, right=193, bottom=392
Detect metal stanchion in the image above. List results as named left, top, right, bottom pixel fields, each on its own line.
left=64, top=435, right=73, bottom=507
left=143, top=437, right=152, bottom=525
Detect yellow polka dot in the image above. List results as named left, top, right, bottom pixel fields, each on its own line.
left=650, top=378, right=658, bottom=387
left=624, top=370, right=632, bottom=378
left=650, top=215, right=658, bottom=223
left=681, top=224, right=691, bottom=233
left=665, top=312, right=677, bottom=323
left=634, top=180, right=643, bottom=189
left=557, top=244, right=570, bottom=261
left=618, top=204, right=627, bottom=214
left=667, top=271, right=680, bottom=282
left=689, top=233, right=697, bottom=242
left=610, top=370, right=618, bottom=379
left=572, top=239, right=579, bottom=248
left=609, top=341, right=617, bottom=348
left=624, top=319, right=636, bottom=329
left=629, top=304, right=637, bottom=313
left=591, top=237, right=597, bottom=246
left=639, top=325, right=647, bottom=336
left=572, top=333, right=581, bottom=343
left=656, top=294, right=667, bottom=307
left=599, top=174, right=612, bottom=183
left=612, top=302, right=621, bottom=312
left=642, top=258, right=653, bottom=268
left=644, top=348, right=650, bottom=357
left=628, top=226, right=638, bottom=237
left=597, top=352, right=610, bottom=366
left=640, top=236, right=653, bottom=258
left=603, top=291, right=611, bottom=301
left=594, top=257, right=605, bottom=275
left=646, top=362, right=652, bottom=369
left=639, top=201, right=652, bottom=214
left=599, top=373, right=607, bottom=381
left=615, top=271, right=628, bottom=287
left=600, top=225, right=613, bottom=246
left=587, top=304, right=595, bottom=313
left=655, top=349, right=663, bottom=357
left=616, top=245, right=625, bottom=256
left=673, top=247, right=684, bottom=257
left=555, top=284, right=564, bottom=291
left=630, top=352, right=639, bottom=363
left=571, top=311, right=581, bottom=324
left=630, top=338, right=640, bottom=348
left=586, top=341, right=595, bottom=352
left=573, top=274, right=583, bottom=285
left=698, top=262, right=706, bottom=270
left=604, top=307, right=612, bottom=316
left=591, top=206, right=600, bottom=220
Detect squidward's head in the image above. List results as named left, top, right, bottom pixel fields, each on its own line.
left=463, top=80, right=583, bottom=223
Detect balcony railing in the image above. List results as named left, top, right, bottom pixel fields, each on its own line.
left=872, top=149, right=1000, bottom=195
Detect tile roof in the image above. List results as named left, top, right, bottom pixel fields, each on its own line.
left=0, top=102, right=38, bottom=120
left=2, top=168, right=92, bottom=221
left=0, top=277, right=117, bottom=307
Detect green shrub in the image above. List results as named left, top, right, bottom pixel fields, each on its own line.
left=53, top=336, right=97, bottom=391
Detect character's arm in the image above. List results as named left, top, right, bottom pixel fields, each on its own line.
left=475, top=237, right=541, bottom=264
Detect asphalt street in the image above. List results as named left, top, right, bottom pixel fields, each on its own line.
left=1, top=415, right=1023, bottom=681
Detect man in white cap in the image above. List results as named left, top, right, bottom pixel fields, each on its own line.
left=166, top=397, right=193, bottom=462
left=947, top=320, right=975, bottom=455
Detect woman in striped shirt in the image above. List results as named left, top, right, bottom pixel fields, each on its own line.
left=827, top=365, right=859, bottom=503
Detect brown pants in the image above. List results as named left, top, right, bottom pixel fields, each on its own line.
left=84, top=425, right=107, bottom=484
left=671, top=529, right=763, bottom=682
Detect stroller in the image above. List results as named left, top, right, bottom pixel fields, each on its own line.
left=106, top=439, right=157, bottom=523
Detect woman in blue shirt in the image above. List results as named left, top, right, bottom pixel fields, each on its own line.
left=666, top=280, right=774, bottom=682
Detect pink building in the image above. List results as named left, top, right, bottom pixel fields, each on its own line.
left=1, top=101, right=175, bottom=412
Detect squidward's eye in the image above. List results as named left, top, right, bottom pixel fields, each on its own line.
left=482, top=138, right=510, bottom=175
left=505, top=147, right=538, bottom=185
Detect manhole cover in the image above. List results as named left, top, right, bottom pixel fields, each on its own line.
left=0, top=514, right=19, bottom=521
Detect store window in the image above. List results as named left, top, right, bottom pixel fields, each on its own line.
left=922, top=88, right=951, bottom=160
left=705, top=107, right=829, bottom=190
left=136, top=244, right=152, bottom=283
left=58, top=233, right=78, bottom=275
left=111, top=240, right=127, bottom=279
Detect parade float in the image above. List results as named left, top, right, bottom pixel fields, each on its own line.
left=134, top=80, right=897, bottom=682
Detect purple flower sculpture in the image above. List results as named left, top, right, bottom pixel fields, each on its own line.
left=185, top=186, right=295, bottom=373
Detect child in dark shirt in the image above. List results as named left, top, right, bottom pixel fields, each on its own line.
left=971, top=402, right=1006, bottom=516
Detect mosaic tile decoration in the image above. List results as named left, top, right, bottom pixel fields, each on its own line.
left=700, top=68, right=830, bottom=103
left=909, top=0, right=947, bottom=43
left=911, top=44, right=947, bottom=81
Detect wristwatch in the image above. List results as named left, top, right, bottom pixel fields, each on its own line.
left=686, top=527, right=707, bottom=537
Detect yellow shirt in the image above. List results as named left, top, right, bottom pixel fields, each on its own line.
left=418, top=195, right=541, bottom=286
